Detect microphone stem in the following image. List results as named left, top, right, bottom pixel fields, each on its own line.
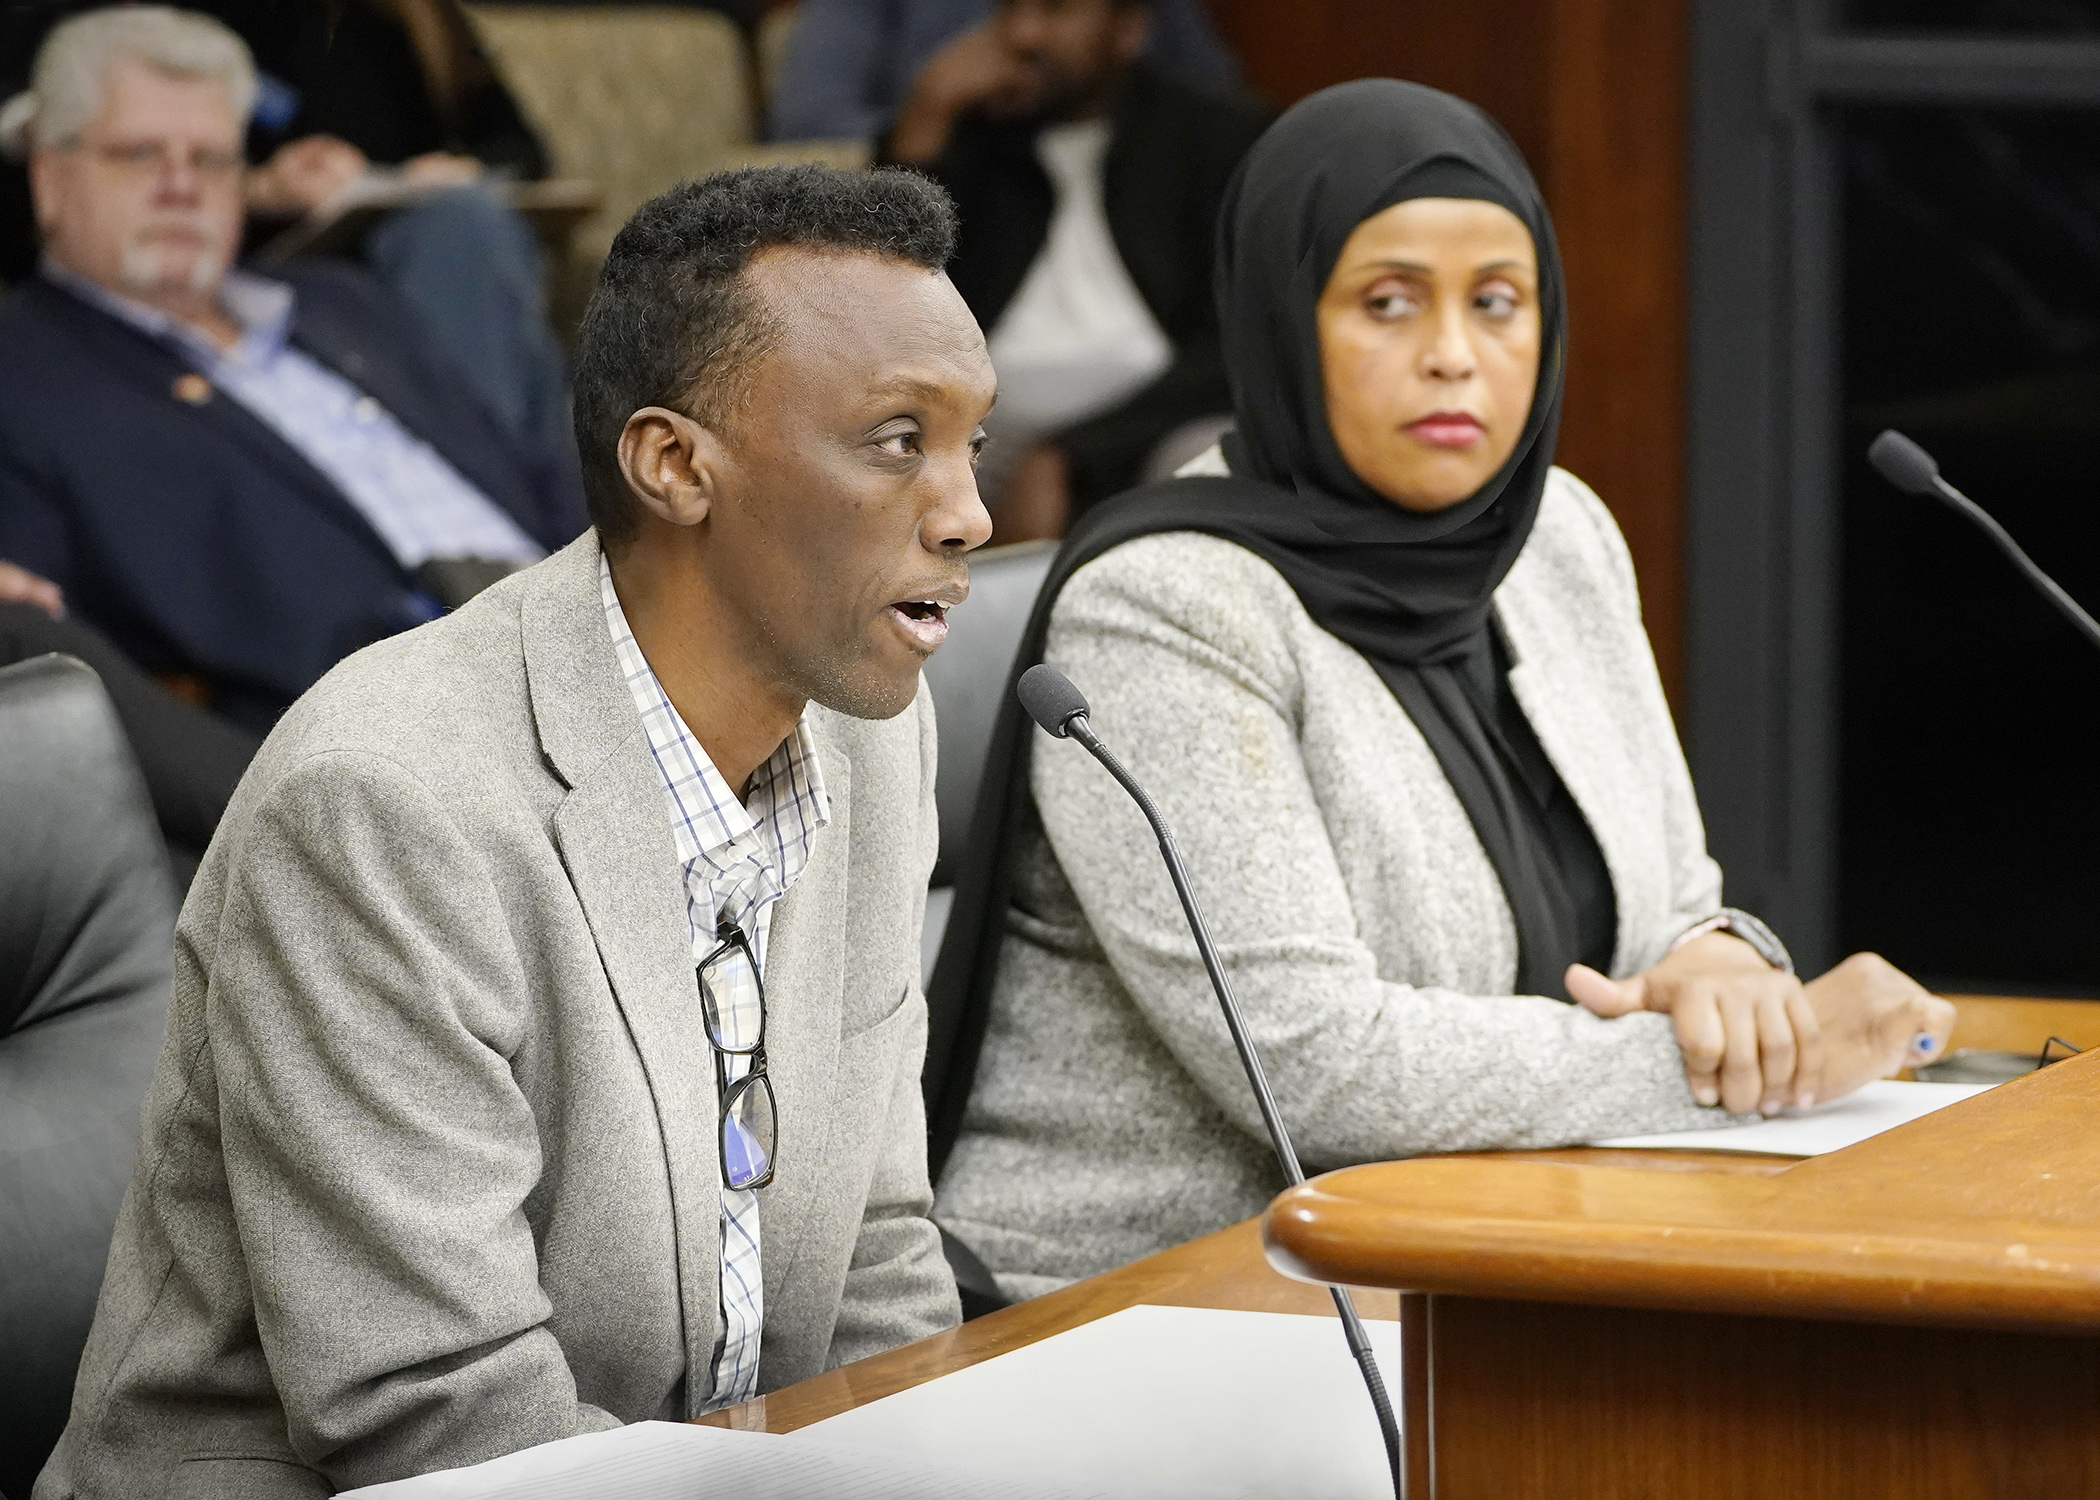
left=1066, top=714, right=1405, bottom=1499
left=1934, top=478, right=2100, bottom=654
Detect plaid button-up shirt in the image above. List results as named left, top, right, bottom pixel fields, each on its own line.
left=601, top=556, right=830, bottom=1410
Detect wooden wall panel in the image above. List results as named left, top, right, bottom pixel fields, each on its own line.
left=1543, top=0, right=1688, bottom=706
left=1203, top=0, right=1688, bottom=703
left=1201, top=0, right=1551, bottom=154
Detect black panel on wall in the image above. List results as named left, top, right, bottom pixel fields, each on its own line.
left=1837, top=105, right=2100, bottom=991
left=1843, top=0, right=2100, bottom=28
left=1687, top=0, right=2100, bottom=991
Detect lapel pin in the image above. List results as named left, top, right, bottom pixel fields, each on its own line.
left=172, top=373, right=213, bottom=405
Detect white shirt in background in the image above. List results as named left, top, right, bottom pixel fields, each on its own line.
left=983, top=118, right=1174, bottom=486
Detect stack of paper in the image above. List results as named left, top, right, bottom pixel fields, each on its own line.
left=799, top=1304, right=1396, bottom=1500
left=1591, top=1078, right=1992, bottom=1156
left=340, top=1304, right=1396, bottom=1500
left=338, top=1419, right=1237, bottom=1499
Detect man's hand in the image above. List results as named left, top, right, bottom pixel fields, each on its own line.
left=401, top=152, right=484, bottom=187
left=888, top=23, right=1025, bottom=164
left=0, top=559, right=64, bottom=618
left=246, top=135, right=368, bottom=216
left=1803, top=952, right=1956, bottom=1103
left=1568, top=933, right=1820, bottom=1115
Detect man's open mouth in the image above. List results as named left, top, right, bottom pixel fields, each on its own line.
left=888, top=599, right=951, bottom=652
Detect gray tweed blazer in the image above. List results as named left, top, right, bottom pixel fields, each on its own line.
left=937, top=466, right=1740, bottom=1300
left=37, top=534, right=959, bottom=1500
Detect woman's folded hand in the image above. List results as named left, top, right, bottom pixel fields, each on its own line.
left=1567, top=938, right=1954, bottom=1116
left=1800, top=952, right=1956, bottom=1104
left=1566, top=932, right=1820, bottom=1115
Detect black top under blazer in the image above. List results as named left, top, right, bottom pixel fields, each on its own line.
left=0, top=261, right=587, bottom=731
left=918, top=64, right=1267, bottom=510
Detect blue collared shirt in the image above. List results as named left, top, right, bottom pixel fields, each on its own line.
left=41, top=260, right=543, bottom=570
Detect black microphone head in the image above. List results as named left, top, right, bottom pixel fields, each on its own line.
left=1016, top=664, right=1090, bottom=739
left=1869, top=429, right=1942, bottom=496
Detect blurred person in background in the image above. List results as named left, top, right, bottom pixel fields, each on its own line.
left=885, top=0, right=1264, bottom=538
left=0, top=7, right=585, bottom=735
left=768, top=0, right=1237, bottom=143
left=222, top=0, right=571, bottom=455
left=229, top=0, right=545, bottom=186
left=1, top=0, right=569, bottom=458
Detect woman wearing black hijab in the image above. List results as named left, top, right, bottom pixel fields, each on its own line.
left=927, top=80, right=1952, bottom=1300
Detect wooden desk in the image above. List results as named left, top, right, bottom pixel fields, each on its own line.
left=696, top=1152, right=1783, bottom=1437
left=696, top=1216, right=1392, bottom=1434
left=704, top=992, right=2095, bottom=1481
left=1942, top=991, right=2100, bottom=1054
left=1269, top=1043, right=2100, bottom=1497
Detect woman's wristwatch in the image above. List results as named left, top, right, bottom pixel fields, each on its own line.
left=1669, top=908, right=1795, bottom=975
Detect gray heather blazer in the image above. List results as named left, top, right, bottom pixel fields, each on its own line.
left=937, top=466, right=1744, bottom=1301
left=37, top=534, right=959, bottom=1500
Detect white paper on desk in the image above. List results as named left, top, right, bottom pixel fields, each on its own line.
left=1590, top=1078, right=1993, bottom=1156
left=337, top=1418, right=1229, bottom=1500
left=795, top=1304, right=1396, bottom=1500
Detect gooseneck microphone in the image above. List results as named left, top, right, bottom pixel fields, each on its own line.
left=1016, top=664, right=1404, bottom=1499
left=1868, top=429, right=2100, bottom=653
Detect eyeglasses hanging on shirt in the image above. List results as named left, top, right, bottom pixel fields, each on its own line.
left=698, top=923, right=777, bottom=1191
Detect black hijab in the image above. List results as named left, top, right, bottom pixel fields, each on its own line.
left=923, top=80, right=1609, bottom=1177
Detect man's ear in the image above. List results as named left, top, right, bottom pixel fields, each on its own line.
left=27, top=148, right=64, bottom=237
left=617, top=406, right=731, bottom=528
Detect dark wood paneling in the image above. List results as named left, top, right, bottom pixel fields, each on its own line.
left=1205, top=0, right=1552, bottom=154
left=1204, top=0, right=1688, bottom=702
left=1545, top=1, right=1689, bottom=704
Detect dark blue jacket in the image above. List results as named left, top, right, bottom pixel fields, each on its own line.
left=0, top=260, right=586, bottom=730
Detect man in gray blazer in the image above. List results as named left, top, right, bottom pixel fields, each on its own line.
left=38, top=165, right=996, bottom=1498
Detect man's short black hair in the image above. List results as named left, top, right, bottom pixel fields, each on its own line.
left=571, top=164, right=960, bottom=547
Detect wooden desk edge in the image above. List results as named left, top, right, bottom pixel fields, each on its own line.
left=1262, top=1199, right=2100, bottom=1334
left=1943, top=992, right=2100, bottom=1054
left=1264, top=1008, right=2100, bottom=1336
left=695, top=1216, right=1395, bottom=1434
left=696, top=1150, right=1787, bottom=1433
left=699, top=996, right=2092, bottom=1432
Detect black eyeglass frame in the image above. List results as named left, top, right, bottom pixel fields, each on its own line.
left=697, top=924, right=777, bottom=1191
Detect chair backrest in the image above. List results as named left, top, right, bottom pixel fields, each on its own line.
left=921, top=542, right=1057, bottom=887
left=756, top=2, right=801, bottom=109
left=462, top=5, right=870, bottom=335
left=464, top=5, right=756, bottom=265
left=0, top=655, right=175, bottom=1499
